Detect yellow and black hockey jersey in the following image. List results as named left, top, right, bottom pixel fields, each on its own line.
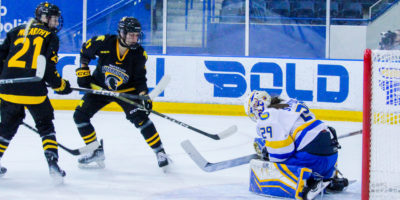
left=0, top=22, right=64, bottom=104
left=80, top=34, right=148, bottom=94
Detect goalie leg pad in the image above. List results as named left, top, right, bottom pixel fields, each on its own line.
left=249, top=159, right=312, bottom=200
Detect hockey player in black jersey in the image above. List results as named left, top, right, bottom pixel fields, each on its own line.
left=74, top=17, right=169, bottom=170
left=0, top=2, right=72, bottom=181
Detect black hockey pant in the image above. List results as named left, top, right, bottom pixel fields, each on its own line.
left=73, top=93, right=163, bottom=152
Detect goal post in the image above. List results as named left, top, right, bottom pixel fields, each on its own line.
left=362, top=49, right=400, bottom=200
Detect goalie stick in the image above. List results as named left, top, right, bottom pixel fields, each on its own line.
left=21, top=122, right=100, bottom=155
left=337, top=129, right=362, bottom=139
left=181, top=129, right=363, bottom=172
left=0, top=55, right=46, bottom=85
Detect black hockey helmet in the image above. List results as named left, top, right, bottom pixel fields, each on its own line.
left=117, top=16, right=142, bottom=50
left=35, top=2, right=63, bottom=32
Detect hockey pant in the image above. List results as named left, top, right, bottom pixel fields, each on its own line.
left=282, top=151, right=338, bottom=180
left=0, top=98, right=59, bottom=159
left=73, top=93, right=163, bottom=152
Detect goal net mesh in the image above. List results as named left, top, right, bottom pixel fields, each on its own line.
left=369, top=50, right=400, bottom=199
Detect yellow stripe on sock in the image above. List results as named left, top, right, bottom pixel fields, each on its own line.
left=85, top=135, right=97, bottom=144
left=0, top=144, right=8, bottom=149
left=148, top=137, right=160, bottom=147
left=42, top=139, right=58, bottom=146
left=43, top=145, right=58, bottom=150
left=82, top=131, right=96, bottom=139
left=145, top=132, right=159, bottom=143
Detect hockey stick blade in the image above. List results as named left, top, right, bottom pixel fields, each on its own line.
left=58, top=139, right=100, bottom=156
left=21, top=122, right=98, bottom=156
left=0, top=55, right=46, bottom=85
left=149, top=75, right=171, bottom=99
left=181, top=140, right=258, bottom=172
left=217, top=125, right=237, bottom=139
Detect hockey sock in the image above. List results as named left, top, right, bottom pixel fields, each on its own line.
left=140, top=120, right=163, bottom=151
left=42, top=133, right=58, bottom=156
left=80, top=130, right=98, bottom=145
left=76, top=122, right=97, bottom=145
left=0, top=137, right=10, bottom=158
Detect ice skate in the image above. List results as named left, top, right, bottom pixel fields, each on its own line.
left=303, top=178, right=330, bottom=200
left=45, top=152, right=66, bottom=185
left=325, top=176, right=349, bottom=193
left=0, top=162, right=7, bottom=177
left=78, top=140, right=105, bottom=169
left=156, top=149, right=170, bottom=172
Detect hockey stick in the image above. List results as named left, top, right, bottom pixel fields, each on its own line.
left=90, top=78, right=236, bottom=140
left=21, top=122, right=100, bottom=156
left=337, top=129, right=362, bottom=139
left=0, top=55, right=46, bottom=84
left=113, top=96, right=236, bottom=140
left=181, top=129, right=363, bottom=172
left=68, top=75, right=172, bottom=101
left=181, top=140, right=258, bottom=172
left=70, top=87, right=151, bottom=101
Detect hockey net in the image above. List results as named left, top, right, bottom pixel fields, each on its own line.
left=363, top=49, right=400, bottom=200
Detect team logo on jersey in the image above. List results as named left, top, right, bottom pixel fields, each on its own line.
left=259, top=112, right=270, bottom=120
left=102, top=65, right=129, bottom=91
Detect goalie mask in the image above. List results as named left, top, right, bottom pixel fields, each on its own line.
left=35, top=2, right=63, bottom=33
left=118, top=17, right=143, bottom=50
left=244, top=90, right=271, bottom=122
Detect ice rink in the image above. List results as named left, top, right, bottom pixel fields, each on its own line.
left=0, top=110, right=362, bottom=200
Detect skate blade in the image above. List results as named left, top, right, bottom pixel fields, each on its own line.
left=161, top=164, right=170, bottom=173
left=78, top=161, right=105, bottom=169
left=50, top=173, right=64, bottom=185
left=0, top=168, right=7, bottom=177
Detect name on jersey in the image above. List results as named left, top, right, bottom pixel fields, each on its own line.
left=17, top=28, right=50, bottom=38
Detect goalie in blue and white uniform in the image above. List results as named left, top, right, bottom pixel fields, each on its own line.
left=244, top=90, right=348, bottom=199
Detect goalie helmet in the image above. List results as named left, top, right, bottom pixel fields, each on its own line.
left=244, top=90, right=271, bottom=122
left=118, top=16, right=142, bottom=50
left=35, top=2, right=63, bottom=32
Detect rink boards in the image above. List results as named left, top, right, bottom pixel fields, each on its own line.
left=48, top=54, right=364, bottom=122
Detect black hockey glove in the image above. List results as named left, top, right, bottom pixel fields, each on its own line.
left=141, top=95, right=152, bottom=112
left=328, top=126, right=341, bottom=150
left=54, top=79, right=72, bottom=95
left=76, top=67, right=91, bottom=89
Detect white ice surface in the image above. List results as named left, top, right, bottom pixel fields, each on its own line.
left=0, top=111, right=362, bottom=200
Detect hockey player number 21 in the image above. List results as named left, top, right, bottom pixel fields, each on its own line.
left=8, top=37, right=44, bottom=69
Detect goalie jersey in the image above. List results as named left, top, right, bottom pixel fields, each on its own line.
left=256, top=99, right=328, bottom=162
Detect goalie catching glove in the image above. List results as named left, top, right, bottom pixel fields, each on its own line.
left=253, top=137, right=269, bottom=161
left=76, top=66, right=91, bottom=89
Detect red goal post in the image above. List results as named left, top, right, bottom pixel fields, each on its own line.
left=362, top=49, right=400, bottom=200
